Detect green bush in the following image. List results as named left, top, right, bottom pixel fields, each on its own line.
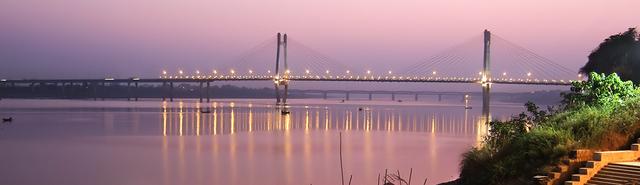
left=562, top=72, right=639, bottom=109
left=460, top=128, right=571, bottom=185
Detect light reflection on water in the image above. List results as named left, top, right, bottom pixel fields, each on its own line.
left=160, top=101, right=489, bottom=137
left=0, top=99, right=516, bottom=185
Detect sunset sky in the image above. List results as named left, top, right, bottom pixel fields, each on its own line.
left=0, top=0, right=637, bottom=79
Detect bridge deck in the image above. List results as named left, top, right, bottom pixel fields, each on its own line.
left=0, top=75, right=575, bottom=86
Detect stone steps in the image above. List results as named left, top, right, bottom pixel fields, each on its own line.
left=564, top=139, right=640, bottom=185
left=586, top=163, right=640, bottom=185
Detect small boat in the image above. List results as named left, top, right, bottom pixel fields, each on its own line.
left=465, top=106, right=473, bottom=109
left=281, top=110, right=290, bottom=114
left=2, top=117, right=12, bottom=122
left=200, top=109, right=211, bottom=114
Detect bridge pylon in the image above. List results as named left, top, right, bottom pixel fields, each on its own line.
left=273, top=33, right=290, bottom=107
left=482, top=29, right=492, bottom=122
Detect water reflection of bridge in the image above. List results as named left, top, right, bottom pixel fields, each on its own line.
left=161, top=102, right=488, bottom=139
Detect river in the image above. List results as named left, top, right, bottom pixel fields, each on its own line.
left=0, top=98, right=524, bottom=185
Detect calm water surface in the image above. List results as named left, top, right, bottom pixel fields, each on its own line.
left=0, top=99, right=523, bottom=185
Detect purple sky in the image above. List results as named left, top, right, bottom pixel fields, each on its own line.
left=0, top=0, right=637, bottom=79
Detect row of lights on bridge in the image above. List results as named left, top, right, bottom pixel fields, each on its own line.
left=160, top=69, right=583, bottom=84
left=161, top=69, right=561, bottom=78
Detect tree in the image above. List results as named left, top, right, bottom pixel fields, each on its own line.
left=580, top=28, right=640, bottom=83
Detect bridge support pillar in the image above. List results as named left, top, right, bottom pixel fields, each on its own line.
left=346, top=92, right=350, bottom=101
left=199, top=82, right=203, bottom=103
left=0, top=83, right=3, bottom=100
left=82, top=82, right=87, bottom=99
left=134, top=82, right=138, bottom=101
left=273, top=83, right=289, bottom=106
left=98, top=82, right=103, bottom=100
left=482, top=84, right=491, bottom=121
left=169, top=82, right=174, bottom=102
left=206, top=81, right=210, bottom=102
left=30, top=83, right=36, bottom=95
left=415, top=94, right=419, bottom=101
left=92, top=82, right=97, bottom=101
left=102, top=82, right=106, bottom=101
left=369, top=93, right=373, bottom=101
left=438, top=94, right=442, bottom=102
left=272, top=32, right=291, bottom=107
left=162, top=82, right=167, bottom=101
left=274, top=84, right=281, bottom=105
left=127, top=82, right=132, bottom=101
left=60, top=82, right=65, bottom=99
left=283, top=84, right=289, bottom=105
left=323, top=92, right=327, bottom=100
left=392, top=93, right=395, bottom=101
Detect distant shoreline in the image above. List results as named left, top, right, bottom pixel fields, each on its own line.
left=0, top=84, right=565, bottom=105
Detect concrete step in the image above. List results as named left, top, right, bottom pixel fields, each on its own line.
left=608, top=163, right=640, bottom=170
left=597, top=169, right=640, bottom=179
left=590, top=179, right=640, bottom=185
left=585, top=162, right=640, bottom=185
left=589, top=176, right=631, bottom=183
left=594, top=174, right=637, bottom=183
left=601, top=166, right=640, bottom=175
left=589, top=176, right=627, bottom=184
left=587, top=178, right=624, bottom=185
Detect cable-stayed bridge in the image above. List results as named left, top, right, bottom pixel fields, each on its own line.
left=0, top=30, right=581, bottom=115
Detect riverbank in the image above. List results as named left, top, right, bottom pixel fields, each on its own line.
left=447, top=73, right=640, bottom=185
